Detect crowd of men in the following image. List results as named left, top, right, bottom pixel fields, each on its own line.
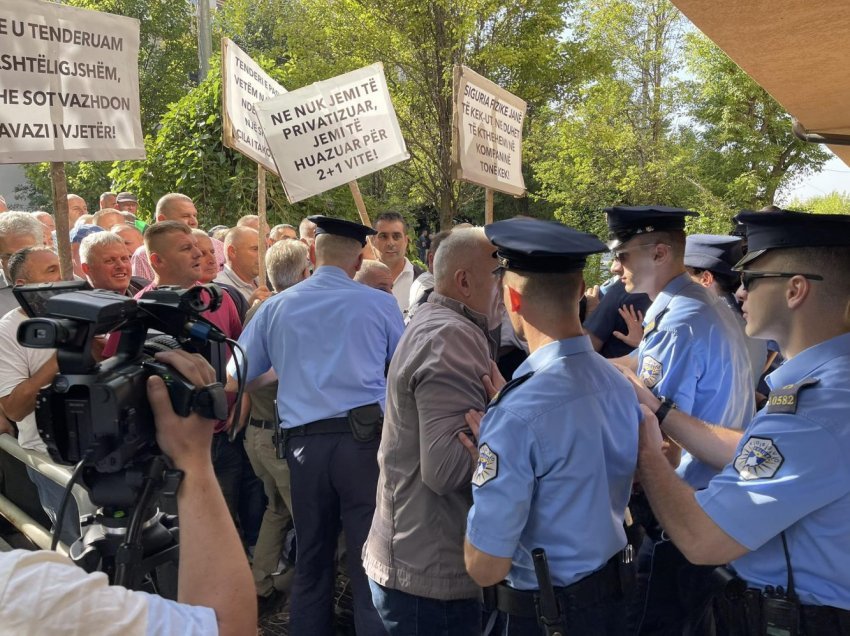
left=0, top=189, right=847, bottom=636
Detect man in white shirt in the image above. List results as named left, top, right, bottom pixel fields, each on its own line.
left=214, top=226, right=271, bottom=305
left=372, top=212, right=424, bottom=316
left=0, top=349, right=257, bottom=636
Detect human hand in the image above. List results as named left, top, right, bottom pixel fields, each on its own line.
left=458, top=409, right=483, bottom=463
left=0, top=411, right=16, bottom=437
left=584, top=285, right=600, bottom=316
left=148, top=350, right=217, bottom=472
left=638, top=404, right=664, bottom=457
left=613, top=304, right=644, bottom=347
left=248, top=285, right=272, bottom=306
left=613, top=363, right=661, bottom=412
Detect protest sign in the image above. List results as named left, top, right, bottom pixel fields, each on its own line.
left=255, top=63, right=409, bottom=204
left=221, top=37, right=285, bottom=175
left=0, top=0, right=144, bottom=163
left=452, top=65, right=527, bottom=198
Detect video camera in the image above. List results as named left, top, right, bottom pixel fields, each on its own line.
left=15, top=284, right=229, bottom=508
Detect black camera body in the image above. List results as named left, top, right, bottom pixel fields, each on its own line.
left=17, top=285, right=228, bottom=507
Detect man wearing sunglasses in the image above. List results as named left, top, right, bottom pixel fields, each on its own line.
left=604, top=206, right=755, bottom=635
left=631, top=210, right=850, bottom=635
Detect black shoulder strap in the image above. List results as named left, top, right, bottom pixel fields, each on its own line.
left=486, top=371, right=534, bottom=412
left=642, top=308, right=669, bottom=339
left=766, top=377, right=820, bottom=414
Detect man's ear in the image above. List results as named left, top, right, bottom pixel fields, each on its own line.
left=699, top=270, right=714, bottom=288
left=150, top=252, right=162, bottom=268
left=81, top=262, right=91, bottom=276
left=354, top=252, right=364, bottom=273
left=507, top=286, right=522, bottom=313
left=786, top=275, right=813, bottom=310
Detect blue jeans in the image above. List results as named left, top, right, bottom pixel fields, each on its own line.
left=369, top=578, right=481, bottom=636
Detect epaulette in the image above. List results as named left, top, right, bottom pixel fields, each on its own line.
left=766, top=377, right=820, bottom=414
left=642, top=308, right=669, bottom=340
left=486, top=371, right=534, bottom=412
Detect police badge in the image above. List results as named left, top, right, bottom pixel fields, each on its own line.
left=639, top=355, right=663, bottom=388
left=734, top=437, right=784, bottom=480
left=472, top=443, right=498, bottom=487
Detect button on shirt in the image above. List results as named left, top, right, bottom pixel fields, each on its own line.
left=696, top=332, right=850, bottom=609
left=638, top=273, right=754, bottom=488
left=237, top=266, right=405, bottom=427
left=391, top=258, right=415, bottom=315
left=466, top=336, right=640, bottom=590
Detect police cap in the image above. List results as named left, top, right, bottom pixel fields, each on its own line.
left=604, top=205, right=698, bottom=249
left=308, top=215, right=376, bottom=247
left=684, top=234, right=743, bottom=277
left=485, top=217, right=606, bottom=273
left=733, top=210, right=850, bottom=268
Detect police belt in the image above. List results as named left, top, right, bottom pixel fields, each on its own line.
left=722, top=587, right=850, bottom=636
left=248, top=418, right=277, bottom=431
left=492, top=555, right=622, bottom=618
left=285, top=417, right=350, bottom=437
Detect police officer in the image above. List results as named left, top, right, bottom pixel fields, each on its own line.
left=633, top=210, right=850, bottom=634
left=605, top=206, right=755, bottom=635
left=236, top=215, right=404, bottom=635
left=463, top=217, right=641, bottom=635
left=684, top=233, right=769, bottom=388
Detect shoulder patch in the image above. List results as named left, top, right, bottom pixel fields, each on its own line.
left=639, top=355, right=663, bottom=389
left=472, top=443, right=498, bottom=487
left=734, top=437, right=784, bottom=480
left=487, top=371, right=534, bottom=411
left=766, top=377, right=820, bottom=414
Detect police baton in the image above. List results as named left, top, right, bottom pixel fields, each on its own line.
left=532, top=548, right=567, bottom=636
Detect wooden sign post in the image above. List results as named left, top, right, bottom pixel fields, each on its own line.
left=50, top=163, right=73, bottom=281
left=257, top=166, right=268, bottom=288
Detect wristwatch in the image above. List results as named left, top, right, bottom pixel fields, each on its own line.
left=654, top=396, right=677, bottom=425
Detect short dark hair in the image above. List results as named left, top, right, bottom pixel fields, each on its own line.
left=428, top=230, right=452, bottom=259
left=8, top=246, right=53, bottom=283
left=373, top=212, right=407, bottom=231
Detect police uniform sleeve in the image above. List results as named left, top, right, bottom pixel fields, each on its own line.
left=466, top=404, right=537, bottom=558
left=695, top=415, right=850, bottom=551
left=235, top=302, right=271, bottom=384
left=639, top=326, right=698, bottom=413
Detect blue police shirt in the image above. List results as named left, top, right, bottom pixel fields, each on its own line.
left=236, top=265, right=405, bottom=428
left=466, top=336, right=640, bottom=590
left=638, top=273, right=754, bottom=488
left=696, top=332, right=850, bottom=609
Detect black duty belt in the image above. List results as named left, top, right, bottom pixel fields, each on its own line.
left=286, top=417, right=350, bottom=437
left=495, top=555, right=622, bottom=618
left=249, top=418, right=277, bottom=431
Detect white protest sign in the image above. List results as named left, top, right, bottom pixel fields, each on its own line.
left=0, top=0, right=144, bottom=163
left=452, top=65, right=527, bottom=197
left=221, top=37, right=286, bottom=175
left=255, top=63, right=409, bottom=203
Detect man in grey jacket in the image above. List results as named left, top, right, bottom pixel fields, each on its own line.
left=363, top=227, right=502, bottom=635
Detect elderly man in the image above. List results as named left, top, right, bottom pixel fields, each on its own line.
left=237, top=214, right=259, bottom=230
left=131, top=193, right=225, bottom=279
left=237, top=216, right=404, bottom=635
left=115, top=191, right=139, bottom=215
left=407, top=229, right=451, bottom=321
left=364, top=227, right=501, bottom=635
left=67, top=194, right=88, bottom=226
left=80, top=231, right=148, bottom=296
left=99, top=191, right=117, bottom=210
left=354, top=259, right=394, bottom=294
left=112, top=223, right=144, bottom=255
left=372, top=212, right=424, bottom=316
left=0, top=212, right=44, bottom=314
left=214, top=226, right=270, bottom=305
left=0, top=247, right=80, bottom=545
left=241, top=239, right=312, bottom=615
left=31, top=211, right=55, bottom=249
left=298, top=217, right=316, bottom=245
left=69, top=224, right=103, bottom=279
left=192, top=229, right=248, bottom=321
left=269, top=224, right=298, bottom=244
left=92, top=208, right=125, bottom=230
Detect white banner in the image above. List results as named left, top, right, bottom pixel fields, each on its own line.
left=221, top=37, right=285, bottom=175
left=255, top=63, right=409, bottom=203
left=0, top=0, right=143, bottom=163
left=452, top=65, right=526, bottom=197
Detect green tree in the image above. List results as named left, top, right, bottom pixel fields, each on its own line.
left=684, top=33, right=830, bottom=209
left=786, top=191, right=850, bottom=214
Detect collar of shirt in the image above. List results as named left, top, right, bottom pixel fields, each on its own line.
left=643, top=272, right=696, bottom=327
left=766, top=332, right=850, bottom=391
left=314, top=264, right=353, bottom=281
left=427, top=291, right=490, bottom=333
left=218, top=265, right=257, bottom=291
left=394, top=258, right=414, bottom=283
left=513, top=335, right=594, bottom=379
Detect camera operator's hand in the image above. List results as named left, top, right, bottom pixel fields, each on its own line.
left=147, top=350, right=217, bottom=472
